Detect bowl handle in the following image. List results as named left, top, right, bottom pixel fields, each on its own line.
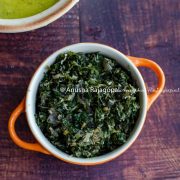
left=8, top=98, right=50, bottom=154
left=127, top=56, right=165, bottom=110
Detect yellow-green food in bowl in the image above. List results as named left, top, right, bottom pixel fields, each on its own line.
left=0, top=0, right=59, bottom=19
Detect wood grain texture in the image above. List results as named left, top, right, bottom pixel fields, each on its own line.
left=0, top=0, right=180, bottom=179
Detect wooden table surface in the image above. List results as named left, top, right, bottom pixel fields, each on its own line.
left=0, top=0, right=180, bottom=179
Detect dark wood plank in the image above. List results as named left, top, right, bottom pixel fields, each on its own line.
left=0, top=5, right=83, bottom=180
left=0, top=0, right=180, bottom=179
left=80, top=0, right=180, bottom=179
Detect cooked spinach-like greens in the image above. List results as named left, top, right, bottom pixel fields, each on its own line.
left=36, top=52, right=140, bottom=158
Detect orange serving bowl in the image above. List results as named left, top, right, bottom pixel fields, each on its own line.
left=8, top=43, right=165, bottom=165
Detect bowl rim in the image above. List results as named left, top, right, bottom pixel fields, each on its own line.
left=0, top=0, right=79, bottom=33
left=26, top=42, right=147, bottom=165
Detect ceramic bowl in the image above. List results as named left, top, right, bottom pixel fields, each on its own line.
left=8, top=43, right=165, bottom=165
left=0, top=0, right=79, bottom=33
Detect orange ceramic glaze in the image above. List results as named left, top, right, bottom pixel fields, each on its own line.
left=8, top=43, right=165, bottom=166
left=8, top=98, right=50, bottom=154
left=128, top=56, right=165, bottom=110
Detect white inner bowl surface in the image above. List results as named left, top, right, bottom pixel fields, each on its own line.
left=26, top=43, right=147, bottom=164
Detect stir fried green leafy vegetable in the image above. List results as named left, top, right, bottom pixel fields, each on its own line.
left=36, top=52, right=140, bottom=158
